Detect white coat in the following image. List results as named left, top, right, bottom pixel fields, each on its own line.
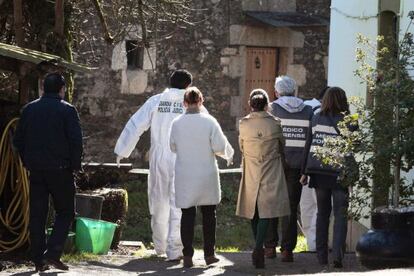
left=170, top=112, right=234, bottom=209
left=114, top=88, right=189, bottom=259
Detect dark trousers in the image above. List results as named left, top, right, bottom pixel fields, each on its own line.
left=265, top=168, right=302, bottom=251
left=29, top=169, right=75, bottom=264
left=315, top=186, right=348, bottom=262
left=180, top=205, right=216, bottom=257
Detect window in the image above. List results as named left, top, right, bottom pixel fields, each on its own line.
left=126, top=40, right=144, bottom=69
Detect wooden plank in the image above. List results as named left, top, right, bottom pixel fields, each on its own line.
left=0, top=43, right=95, bottom=73
left=119, top=241, right=144, bottom=247
left=82, top=162, right=133, bottom=168
left=128, top=168, right=242, bottom=175
left=128, top=168, right=150, bottom=175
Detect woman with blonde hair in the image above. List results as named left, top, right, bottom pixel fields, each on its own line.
left=236, top=89, right=290, bottom=268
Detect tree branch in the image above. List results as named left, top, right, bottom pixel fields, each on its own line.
left=91, top=0, right=114, bottom=44
left=137, top=0, right=149, bottom=48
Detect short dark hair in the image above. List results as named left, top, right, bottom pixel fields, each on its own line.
left=320, top=87, right=350, bottom=115
left=249, top=89, right=268, bottom=111
left=319, top=86, right=330, bottom=100
left=170, top=69, right=192, bottom=89
left=44, top=73, right=65, bottom=94
left=184, top=86, right=203, bottom=105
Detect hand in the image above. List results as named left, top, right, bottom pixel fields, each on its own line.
left=300, top=175, right=308, bottom=186
left=226, top=157, right=233, bottom=167
left=116, top=155, right=123, bottom=168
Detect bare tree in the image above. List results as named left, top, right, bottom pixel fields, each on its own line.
left=90, top=0, right=194, bottom=46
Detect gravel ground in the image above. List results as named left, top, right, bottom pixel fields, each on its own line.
left=2, top=250, right=414, bottom=276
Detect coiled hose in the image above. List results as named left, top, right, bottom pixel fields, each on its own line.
left=0, top=118, right=30, bottom=252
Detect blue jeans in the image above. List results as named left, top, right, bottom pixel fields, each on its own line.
left=315, top=186, right=349, bottom=263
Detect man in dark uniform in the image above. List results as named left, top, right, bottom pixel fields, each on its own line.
left=265, top=75, right=313, bottom=262
left=14, top=73, right=83, bottom=272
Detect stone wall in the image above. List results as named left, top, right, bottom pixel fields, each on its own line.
left=294, top=0, right=331, bottom=98
left=73, top=0, right=331, bottom=166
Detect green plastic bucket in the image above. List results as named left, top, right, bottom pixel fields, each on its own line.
left=75, top=217, right=117, bottom=254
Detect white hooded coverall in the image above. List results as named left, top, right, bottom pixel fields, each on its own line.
left=301, top=98, right=320, bottom=252
left=114, top=88, right=190, bottom=260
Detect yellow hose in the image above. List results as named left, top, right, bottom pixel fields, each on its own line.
left=0, top=118, right=30, bottom=252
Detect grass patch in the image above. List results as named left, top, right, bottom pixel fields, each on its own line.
left=61, top=252, right=100, bottom=263
left=123, top=176, right=309, bottom=252
left=216, top=246, right=240, bottom=253
left=123, top=176, right=253, bottom=250
left=122, top=180, right=152, bottom=244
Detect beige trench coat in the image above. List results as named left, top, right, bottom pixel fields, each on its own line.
left=236, top=111, right=290, bottom=219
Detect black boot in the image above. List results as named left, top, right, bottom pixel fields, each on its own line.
left=34, top=261, right=49, bottom=272
left=46, top=258, right=69, bottom=271
left=252, top=248, right=265, bottom=269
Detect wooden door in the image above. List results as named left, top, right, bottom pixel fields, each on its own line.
left=244, top=47, right=278, bottom=114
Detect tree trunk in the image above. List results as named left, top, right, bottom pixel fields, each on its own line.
left=14, top=0, right=29, bottom=104
left=54, top=0, right=64, bottom=36
left=13, top=0, right=24, bottom=46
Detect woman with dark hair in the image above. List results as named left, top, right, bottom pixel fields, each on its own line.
left=170, top=87, right=234, bottom=268
left=236, top=89, right=290, bottom=268
left=300, top=87, right=351, bottom=268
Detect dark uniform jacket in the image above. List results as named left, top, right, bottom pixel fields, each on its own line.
left=302, top=113, right=343, bottom=177
left=270, top=97, right=313, bottom=169
left=13, top=93, right=83, bottom=171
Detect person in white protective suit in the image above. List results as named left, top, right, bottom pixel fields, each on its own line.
left=300, top=86, right=329, bottom=252
left=114, top=70, right=196, bottom=261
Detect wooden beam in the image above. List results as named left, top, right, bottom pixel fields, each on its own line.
left=18, top=62, right=33, bottom=105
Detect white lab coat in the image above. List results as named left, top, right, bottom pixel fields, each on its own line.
left=115, top=88, right=189, bottom=259
left=170, top=112, right=234, bottom=209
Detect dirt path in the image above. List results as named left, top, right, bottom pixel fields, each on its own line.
left=3, top=251, right=414, bottom=275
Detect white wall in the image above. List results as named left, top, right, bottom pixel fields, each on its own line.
left=400, top=1, right=414, bottom=79
left=328, top=0, right=378, bottom=100
left=399, top=1, right=414, bottom=188
left=328, top=0, right=414, bottom=220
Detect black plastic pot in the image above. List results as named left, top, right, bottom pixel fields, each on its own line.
left=75, top=193, right=104, bottom=220
left=356, top=210, right=414, bottom=269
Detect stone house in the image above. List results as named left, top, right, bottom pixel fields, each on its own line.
left=74, top=0, right=331, bottom=166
